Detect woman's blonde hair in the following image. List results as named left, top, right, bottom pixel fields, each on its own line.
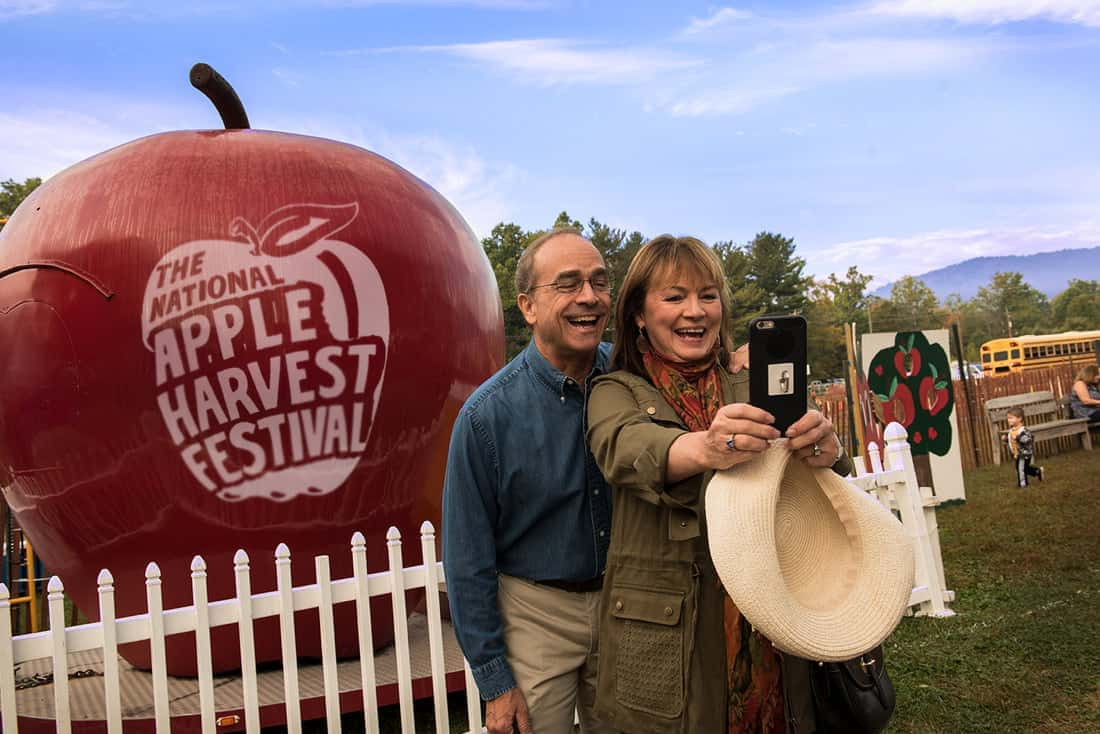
left=610, top=234, right=732, bottom=376
left=1075, top=364, right=1100, bottom=383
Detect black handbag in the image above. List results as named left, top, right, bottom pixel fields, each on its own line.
left=809, top=644, right=895, bottom=733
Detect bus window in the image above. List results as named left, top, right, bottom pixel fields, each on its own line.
left=1011, top=349, right=1020, bottom=358
left=993, top=350, right=1008, bottom=361
left=982, top=353, right=991, bottom=363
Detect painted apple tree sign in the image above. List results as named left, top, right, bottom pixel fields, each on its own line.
left=0, top=65, right=504, bottom=675
left=867, top=331, right=955, bottom=456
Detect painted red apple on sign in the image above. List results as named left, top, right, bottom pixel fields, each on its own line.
left=0, top=65, right=503, bottom=675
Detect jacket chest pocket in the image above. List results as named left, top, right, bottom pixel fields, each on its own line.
left=608, top=585, right=687, bottom=719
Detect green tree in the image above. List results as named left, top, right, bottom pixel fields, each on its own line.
left=873, top=276, right=944, bottom=332
left=481, top=221, right=538, bottom=358
left=713, top=240, right=767, bottom=332
left=744, top=231, right=810, bottom=314
left=1050, top=279, right=1100, bottom=331
left=0, top=177, right=43, bottom=231
left=585, top=216, right=645, bottom=315
left=803, top=266, right=875, bottom=379
left=970, top=272, right=1049, bottom=338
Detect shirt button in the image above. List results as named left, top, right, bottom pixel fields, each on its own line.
left=560, top=396, right=565, bottom=403
left=679, top=520, right=688, bottom=528
left=646, top=406, right=656, bottom=415
left=599, top=530, right=606, bottom=537
left=664, top=606, right=674, bottom=617
left=615, top=600, right=623, bottom=611
left=593, top=489, right=599, bottom=495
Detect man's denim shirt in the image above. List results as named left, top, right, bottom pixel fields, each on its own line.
left=442, top=340, right=613, bottom=700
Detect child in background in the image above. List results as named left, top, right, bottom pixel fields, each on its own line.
left=1006, top=407, right=1044, bottom=488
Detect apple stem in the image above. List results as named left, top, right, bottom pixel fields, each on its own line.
left=189, top=63, right=251, bottom=130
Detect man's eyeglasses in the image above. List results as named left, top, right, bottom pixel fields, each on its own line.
left=529, top=275, right=611, bottom=294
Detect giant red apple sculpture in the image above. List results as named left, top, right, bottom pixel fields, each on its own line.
left=0, top=64, right=503, bottom=674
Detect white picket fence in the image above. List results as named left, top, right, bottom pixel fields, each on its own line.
left=0, top=523, right=485, bottom=734
left=0, top=423, right=952, bottom=733
left=851, top=422, right=955, bottom=618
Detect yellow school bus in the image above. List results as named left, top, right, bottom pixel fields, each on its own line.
left=979, top=330, right=1100, bottom=376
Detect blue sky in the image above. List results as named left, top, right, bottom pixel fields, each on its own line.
left=3, top=0, right=1100, bottom=288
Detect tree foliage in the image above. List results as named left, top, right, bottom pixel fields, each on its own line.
left=0, top=177, right=42, bottom=231
left=744, top=231, right=811, bottom=314
left=1050, top=279, right=1100, bottom=332
left=478, top=210, right=1090, bottom=374
left=870, top=276, right=944, bottom=333
left=804, top=266, right=875, bottom=379
left=713, top=240, right=767, bottom=332
left=970, top=271, right=1050, bottom=338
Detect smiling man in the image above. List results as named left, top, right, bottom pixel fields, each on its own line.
left=443, top=228, right=618, bottom=734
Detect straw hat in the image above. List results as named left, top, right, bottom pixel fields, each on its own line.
left=705, top=440, right=914, bottom=661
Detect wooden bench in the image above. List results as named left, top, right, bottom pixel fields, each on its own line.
left=985, top=390, right=1093, bottom=465
left=1057, top=395, right=1100, bottom=440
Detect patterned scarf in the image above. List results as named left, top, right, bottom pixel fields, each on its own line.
left=641, top=349, right=722, bottom=431
left=643, top=344, right=785, bottom=733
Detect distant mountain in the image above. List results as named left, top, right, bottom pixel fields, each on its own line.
left=871, top=247, right=1100, bottom=301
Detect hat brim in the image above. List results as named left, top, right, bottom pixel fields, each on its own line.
left=705, top=440, right=914, bottom=661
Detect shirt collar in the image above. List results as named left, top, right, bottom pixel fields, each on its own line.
left=523, top=340, right=609, bottom=396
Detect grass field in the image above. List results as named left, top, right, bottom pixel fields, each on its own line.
left=376, top=446, right=1100, bottom=733
left=885, top=446, right=1100, bottom=733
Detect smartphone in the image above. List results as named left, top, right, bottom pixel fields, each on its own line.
left=748, top=314, right=808, bottom=434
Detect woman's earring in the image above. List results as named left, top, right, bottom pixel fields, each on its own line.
left=636, top=327, right=651, bottom=354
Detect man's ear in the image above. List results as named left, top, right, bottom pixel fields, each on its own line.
left=517, top=292, right=537, bottom=326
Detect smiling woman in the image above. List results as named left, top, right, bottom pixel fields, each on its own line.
left=587, top=234, right=852, bottom=733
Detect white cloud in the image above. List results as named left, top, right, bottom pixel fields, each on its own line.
left=683, top=7, right=752, bottom=35
left=272, top=67, right=304, bottom=87
left=0, top=0, right=55, bottom=18
left=869, top=0, right=1100, bottom=27
left=658, top=36, right=988, bottom=117
left=664, top=86, right=801, bottom=117
left=0, top=0, right=551, bottom=19
left=365, top=38, right=701, bottom=85
left=268, top=117, right=520, bottom=238
left=0, top=108, right=161, bottom=180
left=816, top=224, right=1100, bottom=286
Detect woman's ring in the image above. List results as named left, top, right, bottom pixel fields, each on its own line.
left=725, top=435, right=738, bottom=451
left=812, top=442, right=822, bottom=457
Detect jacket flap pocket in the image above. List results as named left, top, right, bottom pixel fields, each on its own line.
left=610, top=586, right=684, bottom=626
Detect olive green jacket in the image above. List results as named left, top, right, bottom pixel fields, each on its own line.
left=587, top=366, right=854, bottom=734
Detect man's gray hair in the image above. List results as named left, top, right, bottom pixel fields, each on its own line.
left=514, top=226, right=586, bottom=295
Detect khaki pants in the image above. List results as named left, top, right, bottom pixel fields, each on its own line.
left=498, top=574, right=618, bottom=734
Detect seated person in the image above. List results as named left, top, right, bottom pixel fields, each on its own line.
left=1069, top=364, right=1100, bottom=422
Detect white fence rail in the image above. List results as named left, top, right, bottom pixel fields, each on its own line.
left=0, top=522, right=485, bottom=734
left=851, top=422, right=955, bottom=618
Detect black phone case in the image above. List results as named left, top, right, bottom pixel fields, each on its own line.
left=748, top=315, right=808, bottom=433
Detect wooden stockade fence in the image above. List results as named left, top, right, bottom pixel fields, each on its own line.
left=0, top=427, right=952, bottom=733
left=820, top=362, right=1090, bottom=472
